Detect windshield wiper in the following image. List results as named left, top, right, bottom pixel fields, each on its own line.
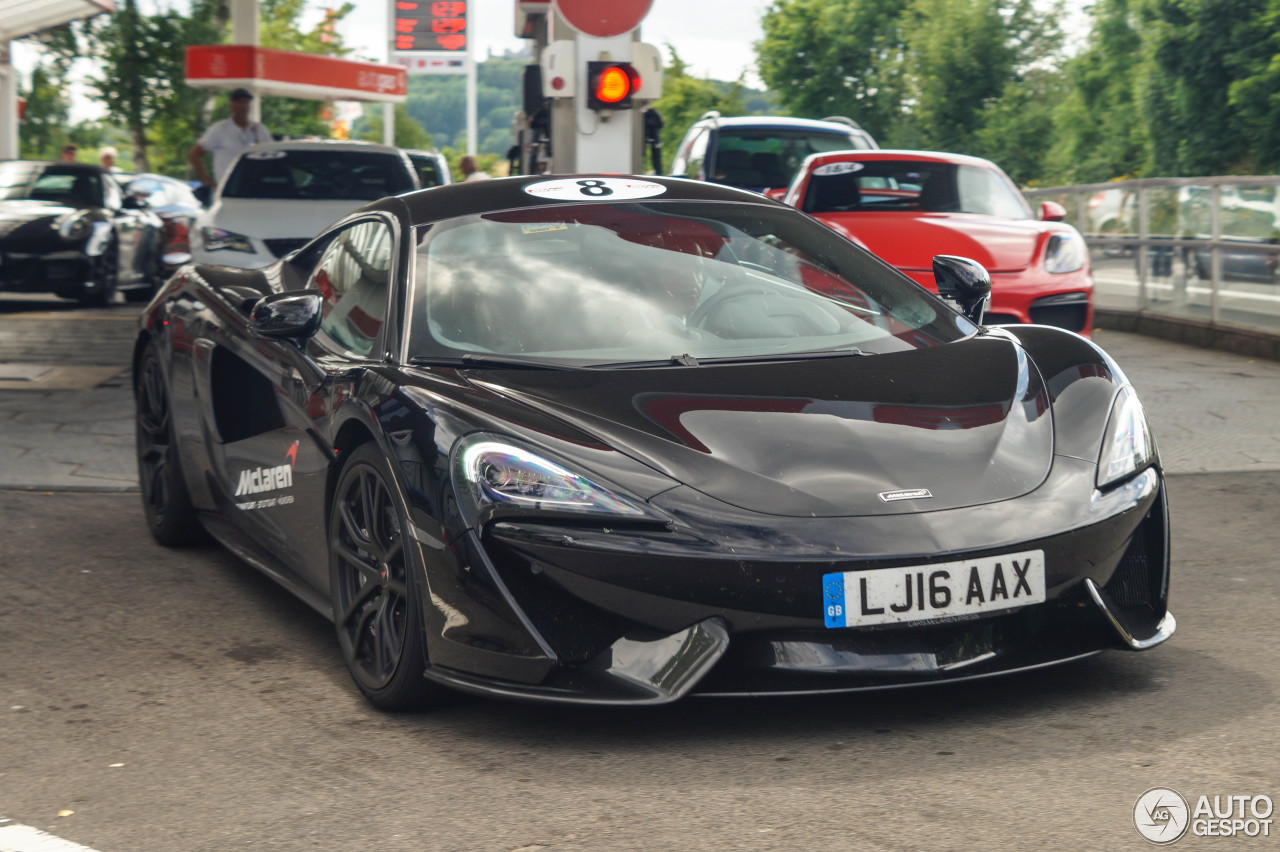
left=407, top=354, right=574, bottom=370
left=604, top=348, right=871, bottom=369
left=696, top=347, right=870, bottom=365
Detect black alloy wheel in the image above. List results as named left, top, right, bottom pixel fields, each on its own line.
left=80, top=236, right=120, bottom=307
left=135, top=341, right=203, bottom=545
left=329, top=444, right=440, bottom=710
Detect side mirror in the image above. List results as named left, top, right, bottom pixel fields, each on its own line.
left=122, top=195, right=146, bottom=210
left=1039, top=200, right=1067, bottom=222
left=250, top=290, right=324, bottom=340
left=193, top=185, right=213, bottom=208
left=932, top=255, right=991, bottom=324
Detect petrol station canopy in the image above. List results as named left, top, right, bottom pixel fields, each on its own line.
left=0, top=0, right=113, bottom=41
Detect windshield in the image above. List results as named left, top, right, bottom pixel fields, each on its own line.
left=0, top=162, right=102, bottom=207
left=409, top=201, right=975, bottom=367
left=713, top=128, right=872, bottom=189
left=221, top=149, right=415, bottom=200
left=802, top=160, right=1031, bottom=218
left=408, top=153, right=448, bottom=188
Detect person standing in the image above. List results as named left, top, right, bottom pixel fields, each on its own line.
left=187, top=88, right=271, bottom=188
left=59, top=144, right=78, bottom=162
left=459, top=155, right=490, bottom=182
left=99, top=146, right=123, bottom=174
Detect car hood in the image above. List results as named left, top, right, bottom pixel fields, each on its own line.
left=817, top=212, right=1047, bottom=272
left=202, top=198, right=365, bottom=238
left=465, top=336, right=1054, bottom=518
left=0, top=199, right=75, bottom=229
left=0, top=200, right=85, bottom=245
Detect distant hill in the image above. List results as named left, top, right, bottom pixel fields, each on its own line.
left=355, top=52, right=777, bottom=156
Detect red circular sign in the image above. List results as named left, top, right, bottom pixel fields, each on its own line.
left=554, top=0, right=653, bottom=37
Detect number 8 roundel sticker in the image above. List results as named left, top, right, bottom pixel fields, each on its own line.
left=523, top=177, right=667, bottom=201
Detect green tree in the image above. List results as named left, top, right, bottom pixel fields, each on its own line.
left=256, top=0, right=356, bottom=137
left=1042, top=0, right=1148, bottom=183
left=757, top=0, right=909, bottom=138
left=1139, top=0, right=1273, bottom=176
left=51, top=0, right=355, bottom=176
left=1228, top=0, right=1280, bottom=170
left=651, top=46, right=747, bottom=165
left=18, top=62, right=72, bottom=159
left=756, top=0, right=1063, bottom=155
left=357, top=105, right=434, bottom=149
left=901, top=0, right=1062, bottom=152
left=975, top=68, right=1067, bottom=185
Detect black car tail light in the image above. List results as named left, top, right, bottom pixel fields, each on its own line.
left=165, top=219, right=191, bottom=254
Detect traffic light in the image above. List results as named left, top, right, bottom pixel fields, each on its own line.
left=587, top=61, right=641, bottom=110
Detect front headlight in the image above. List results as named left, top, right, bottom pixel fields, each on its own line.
left=1097, top=385, right=1155, bottom=488
left=453, top=434, right=654, bottom=525
left=1044, top=232, right=1086, bottom=274
left=55, top=210, right=93, bottom=241
left=200, top=227, right=254, bottom=253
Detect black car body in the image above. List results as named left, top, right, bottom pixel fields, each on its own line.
left=134, top=175, right=1173, bottom=708
left=122, top=173, right=202, bottom=289
left=0, top=160, right=162, bottom=305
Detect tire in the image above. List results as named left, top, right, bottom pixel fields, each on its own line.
left=329, top=444, right=443, bottom=711
left=79, top=236, right=120, bottom=307
left=135, top=340, right=204, bottom=545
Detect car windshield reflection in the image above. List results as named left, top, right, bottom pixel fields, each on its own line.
left=410, top=201, right=975, bottom=367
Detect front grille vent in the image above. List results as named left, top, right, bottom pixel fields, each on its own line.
left=1029, top=292, right=1090, bottom=332
left=1105, top=530, right=1152, bottom=608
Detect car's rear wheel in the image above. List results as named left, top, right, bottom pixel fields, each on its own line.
left=135, top=341, right=204, bottom=545
left=329, top=444, right=442, bottom=711
left=79, top=236, right=119, bottom=307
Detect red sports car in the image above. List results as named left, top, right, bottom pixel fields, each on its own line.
left=783, top=150, right=1093, bottom=334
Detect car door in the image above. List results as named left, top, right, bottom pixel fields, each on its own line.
left=216, top=217, right=399, bottom=591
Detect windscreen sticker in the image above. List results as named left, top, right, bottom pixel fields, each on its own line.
left=813, top=162, right=864, bottom=176
left=521, top=222, right=569, bottom=234
left=523, top=178, right=667, bottom=201
left=244, top=150, right=288, bottom=160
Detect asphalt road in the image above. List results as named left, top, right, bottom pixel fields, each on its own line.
left=1, top=293, right=1278, bottom=850
left=0, top=476, right=1276, bottom=851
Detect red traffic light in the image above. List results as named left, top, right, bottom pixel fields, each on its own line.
left=587, top=61, right=641, bottom=110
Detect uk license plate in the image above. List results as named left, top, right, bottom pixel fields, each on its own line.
left=822, top=550, right=1046, bottom=628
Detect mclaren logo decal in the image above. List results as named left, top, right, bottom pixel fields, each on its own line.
left=234, top=440, right=299, bottom=505
left=879, top=488, right=933, bottom=503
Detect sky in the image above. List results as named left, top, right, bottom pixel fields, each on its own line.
left=11, top=0, right=772, bottom=122
left=330, top=0, right=771, bottom=85
left=13, top=0, right=1088, bottom=123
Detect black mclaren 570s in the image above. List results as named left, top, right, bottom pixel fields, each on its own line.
left=133, top=174, right=1174, bottom=708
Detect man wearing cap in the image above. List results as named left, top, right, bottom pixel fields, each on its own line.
left=187, top=88, right=271, bottom=188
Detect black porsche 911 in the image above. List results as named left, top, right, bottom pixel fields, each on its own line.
left=0, top=160, right=163, bottom=305
left=133, top=174, right=1174, bottom=708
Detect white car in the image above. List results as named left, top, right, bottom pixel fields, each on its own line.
left=192, top=140, right=418, bottom=268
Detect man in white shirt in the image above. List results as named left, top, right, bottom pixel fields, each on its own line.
left=187, top=88, right=271, bottom=188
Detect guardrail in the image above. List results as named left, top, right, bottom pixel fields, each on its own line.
left=1024, top=176, right=1280, bottom=359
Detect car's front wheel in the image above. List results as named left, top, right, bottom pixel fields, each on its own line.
left=329, top=444, right=443, bottom=711
left=135, top=340, right=204, bottom=545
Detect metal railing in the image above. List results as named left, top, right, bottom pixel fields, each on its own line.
left=1024, top=176, right=1280, bottom=344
